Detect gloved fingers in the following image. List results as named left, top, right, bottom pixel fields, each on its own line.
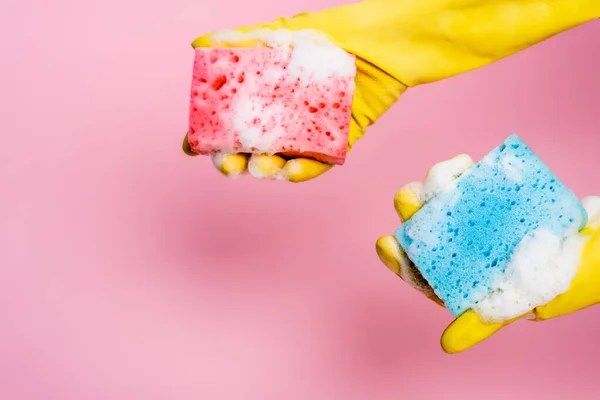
left=247, top=154, right=287, bottom=179
left=206, top=152, right=333, bottom=182
left=393, top=184, right=425, bottom=222
left=245, top=155, right=333, bottom=182
left=440, top=310, right=522, bottom=354
left=375, top=235, right=409, bottom=279
left=376, top=234, right=443, bottom=306
left=282, top=158, right=333, bottom=183
left=212, top=153, right=249, bottom=178
left=380, top=177, right=439, bottom=304
left=183, top=131, right=250, bottom=174
left=182, top=132, right=200, bottom=156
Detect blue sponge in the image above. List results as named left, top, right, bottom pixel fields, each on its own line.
left=395, top=135, right=587, bottom=317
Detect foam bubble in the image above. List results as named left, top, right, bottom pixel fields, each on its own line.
left=211, top=151, right=227, bottom=169
left=281, top=159, right=303, bottom=181
left=232, top=95, right=285, bottom=151
left=418, top=154, right=474, bottom=203
left=499, top=155, right=524, bottom=182
left=210, top=28, right=356, bottom=84
left=262, top=68, right=285, bottom=84
left=582, top=196, right=600, bottom=230
left=473, top=228, right=586, bottom=323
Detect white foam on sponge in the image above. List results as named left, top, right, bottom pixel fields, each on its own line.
left=232, top=95, right=285, bottom=151
left=399, top=154, right=592, bottom=323
left=582, top=196, right=600, bottom=230
left=408, top=154, right=474, bottom=204
left=210, top=28, right=356, bottom=83
left=473, top=228, right=586, bottom=323
left=499, top=154, right=524, bottom=183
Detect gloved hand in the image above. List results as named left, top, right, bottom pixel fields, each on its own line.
left=184, top=0, right=600, bottom=183
left=376, top=159, right=600, bottom=354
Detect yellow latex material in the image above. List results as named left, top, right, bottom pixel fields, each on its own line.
left=377, top=186, right=600, bottom=354
left=184, top=0, right=600, bottom=182
left=394, top=186, right=424, bottom=222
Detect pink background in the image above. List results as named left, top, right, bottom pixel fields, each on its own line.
left=2, top=0, right=600, bottom=399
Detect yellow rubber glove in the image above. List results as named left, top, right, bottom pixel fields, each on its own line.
left=376, top=168, right=600, bottom=354
left=184, top=0, right=600, bottom=182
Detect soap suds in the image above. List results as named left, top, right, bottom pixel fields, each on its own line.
left=211, top=151, right=227, bottom=169
left=232, top=95, right=284, bottom=151
left=499, top=155, right=524, bottom=182
left=210, top=28, right=356, bottom=83
left=412, top=154, right=474, bottom=204
left=473, top=228, right=586, bottom=323
left=281, top=159, right=302, bottom=180
left=472, top=194, right=600, bottom=322
left=582, top=196, right=600, bottom=230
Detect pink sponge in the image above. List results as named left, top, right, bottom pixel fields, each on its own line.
left=187, top=46, right=356, bottom=165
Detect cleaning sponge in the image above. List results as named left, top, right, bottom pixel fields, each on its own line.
left=187, top=29, right=356, bottom=165
left=395, top=135, right=588, bottom=322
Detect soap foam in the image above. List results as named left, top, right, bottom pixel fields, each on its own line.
left=211, top=151, right=228, bottom=169
left=410, top=154, right=474, bottom=204
left=471, top=195, right=599, bottom=321
left=400, top=154, right=474, bottom=251
left=499, top=154, right=524, bottom=183
left=473, top=228, right=586, bottom=323
left=582, top=196, right=600, bottom=230
left=232, top=95, right=285, bottom=151
left=210, top=28, right=356, bottom=83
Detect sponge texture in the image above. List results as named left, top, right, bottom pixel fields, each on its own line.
left=187, top=33, right=356, bottom=165
left=395, top=135, right=588, bottom=318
